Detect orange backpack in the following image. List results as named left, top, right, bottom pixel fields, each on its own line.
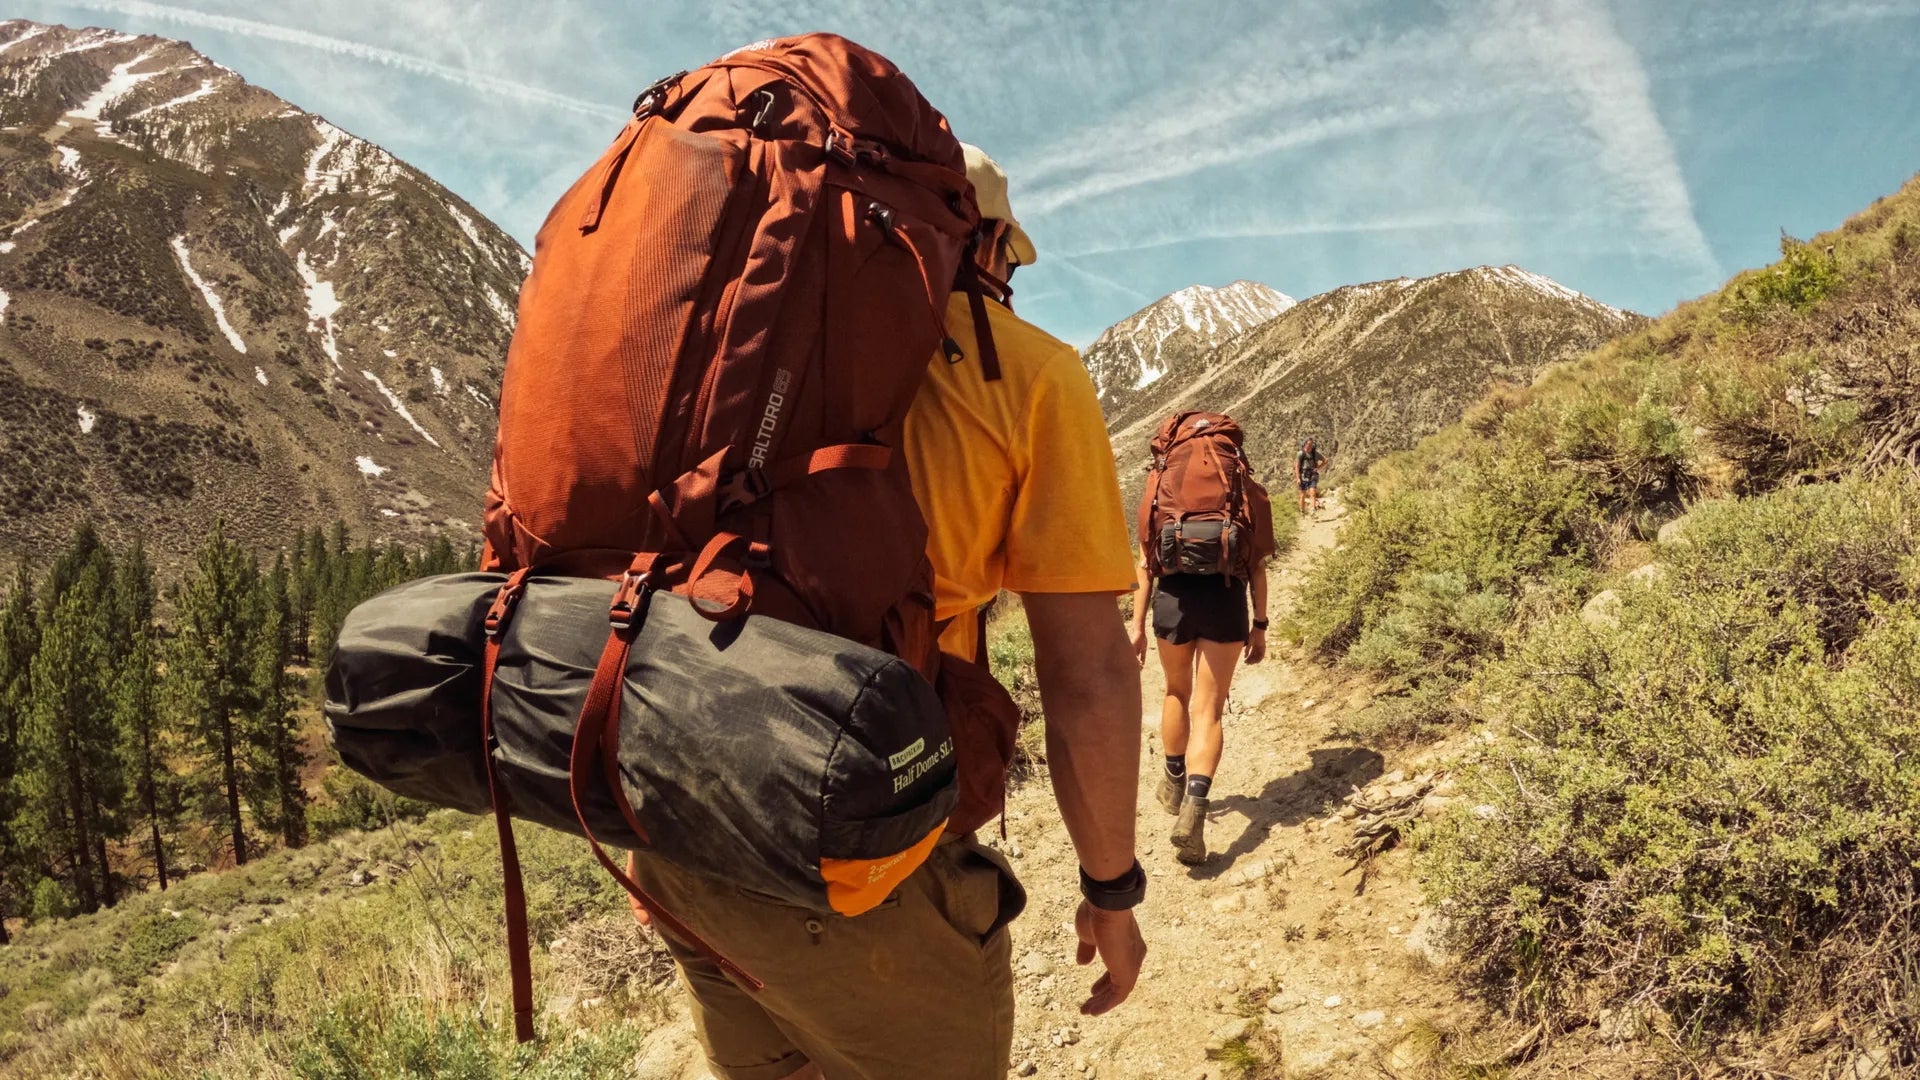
left=1136, top=411, right=1275, bottom=580
left=475, top=34, right=1021, bottom=1039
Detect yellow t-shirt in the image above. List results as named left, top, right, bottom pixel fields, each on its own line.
left=903, top=292, right=1137, bottom=661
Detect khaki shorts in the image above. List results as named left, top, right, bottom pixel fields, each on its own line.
left=627, top=836, right=1027, bottom=1080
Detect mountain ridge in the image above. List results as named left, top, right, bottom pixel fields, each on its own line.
left=1100, top=263, right=1642, bottom=503
left=0, top=19, right=522, bottom=567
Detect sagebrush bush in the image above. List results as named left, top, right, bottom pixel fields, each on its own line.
left=1421, top=474, right=1920, bottom=1050
left=1726, top=235, right=1843, bottom=322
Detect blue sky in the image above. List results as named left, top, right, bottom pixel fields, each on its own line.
left=14, top=0, right=1920, bottom=345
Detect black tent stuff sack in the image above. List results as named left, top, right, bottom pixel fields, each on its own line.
left=324, top=572, right=958, bottom=916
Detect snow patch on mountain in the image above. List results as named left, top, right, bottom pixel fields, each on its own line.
left=0, top=287, right=9, bottom=323
left=76, top=404, right=95, bottom=433
left=1474, top=264, right=1628, bottom=319
left=303, top=118, right=403, bottom=200
left=129, top=76, right=220, bottom=119
left=355, top=455, right=387, bottom=477
left=361, top=369, right=440, bottom=448
left=293, top=250, right=343, bottom=368
left=170, top=235, right=247, bottom=354
left=0, top=24, right=47, bottom=53
left=50, top=29, right=134, bottom=58
left=255, top=366, right=269, bottom=386
left=69, top=46, right=165, bottom=133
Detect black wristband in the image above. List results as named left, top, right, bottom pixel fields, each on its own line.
left=1079, top=860, right=1147, bottom=911
left=1252, top=618, right=1270, bottom=630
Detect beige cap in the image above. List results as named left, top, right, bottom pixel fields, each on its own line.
left=961, top=143, right=1037, bottom=267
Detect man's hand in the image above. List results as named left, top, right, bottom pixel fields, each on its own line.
left=1244, top=627, right=1267, bottom=665
left=1126, top=622, right=1149, bottom=667
left=1075, top=902, right=1146, bottom=1016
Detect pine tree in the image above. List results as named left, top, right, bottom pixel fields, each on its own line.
left=165, top=523, right=261, bottom=868
left=17, top=561, right=124, bottom=913
left=0, top=562, right=39, bottom=942
left=245, top=554, right=305, bottom=849
left=113, top=544, right=173, bottom=891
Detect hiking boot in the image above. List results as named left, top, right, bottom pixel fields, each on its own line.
left=1171, top=796, right=1209, bottom=865
left=1156, top=770, right=1185, bottom=816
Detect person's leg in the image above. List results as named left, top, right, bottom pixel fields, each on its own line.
left=1185, top=639, right=1240, bottom=779
left=1155, top=637, right=1196, bottom=815
left=629, top=839, right=1022, bottom=1080
left=1309, top=483, right=1321, bottom=512
left=1171, top=638, right=1241, bottom=864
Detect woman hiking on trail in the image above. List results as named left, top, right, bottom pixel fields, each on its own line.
left=1295, top=436, right=1332, bottom=514
left=1127, top=411, right=1277, bottom=865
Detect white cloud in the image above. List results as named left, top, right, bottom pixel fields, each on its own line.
left=61, top=0, right=626, bottom=120
left=1480, top=0, right=1719, bottom=278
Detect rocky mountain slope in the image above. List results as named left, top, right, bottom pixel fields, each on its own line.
left=1081, top=280, right=1294, bottom=409
left=1103, top=266, right=1641, bottom=500
left=0, top=20, right=524, bottom=565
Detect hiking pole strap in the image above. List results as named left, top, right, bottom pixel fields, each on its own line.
left=480, top=573, right=537, bottom=1043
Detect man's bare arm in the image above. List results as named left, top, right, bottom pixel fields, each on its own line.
left=1021, top=591, right=1140, bottom=878
left=1021, top=590, right=1147, bottom=1015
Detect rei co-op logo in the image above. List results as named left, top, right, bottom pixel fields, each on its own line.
left=748, top=368, right=792, bottom=469
left=890, top=735, right=954, bottom=794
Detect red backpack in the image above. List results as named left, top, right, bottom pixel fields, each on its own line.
left=1136, top=411, right=1275, bottom=580
left=476, top=35, right=1021, bottom=1039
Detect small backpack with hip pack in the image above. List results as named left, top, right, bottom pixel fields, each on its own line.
left=1136, top=411, right=1276, bottom=579
left=324, top=33, right=1023, bottom=1042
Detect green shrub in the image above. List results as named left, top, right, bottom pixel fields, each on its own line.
left=1422, top=474, right=1920, bottom=1043
left=1290, top=487, right=1433, bottom=654
left=288, top=993, right=640, bottom=1080
left=103, top=912, right=206, bottom=987
left=308, top=765, right=433, bottom=840
left=1727, top=235, right=1842, bottom=322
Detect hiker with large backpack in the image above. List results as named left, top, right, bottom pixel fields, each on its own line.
left=325, top=35, right=1145, bottom=1080
left=1126, top=412, right=1277, bottom=865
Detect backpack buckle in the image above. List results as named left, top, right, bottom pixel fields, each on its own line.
left=632, top=70, right=687, bottom=118
left=609, top=571, right=653, bottom=631
left=484, top=570, right=532, bottom=638
left=717, top=467, right=773, bottom=513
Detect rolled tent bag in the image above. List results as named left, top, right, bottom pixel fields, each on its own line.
left=323, top=572, right=958, bottom=916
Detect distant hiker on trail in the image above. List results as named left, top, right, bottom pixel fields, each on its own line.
left=1295, top=436, right=1332, bottom=514
left=1128, top=412, right=1277, bottom=865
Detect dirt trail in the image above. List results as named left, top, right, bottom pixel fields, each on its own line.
left=990, top=499, right=1475, bottom=1079
left=635, top=498, right=1480, bottom=1078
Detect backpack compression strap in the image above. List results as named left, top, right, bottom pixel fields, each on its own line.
left=481, top=568, right=536, bottom=1043
left=567, top=555, right=764, bottom=989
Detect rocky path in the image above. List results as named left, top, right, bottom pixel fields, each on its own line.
left=635, top=499, right=1483, bottom=1078
left=992, top=502, right=1474, bottom=1079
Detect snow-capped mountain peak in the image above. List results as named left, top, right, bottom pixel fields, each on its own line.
left=1081, top=280, right=1295, bottom=404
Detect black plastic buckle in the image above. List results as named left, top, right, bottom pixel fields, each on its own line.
left=608, top=572, right=652, bottom=631
left=632, top=70, right=687, bottom=118
left=483, top=583, right=522, bottom=638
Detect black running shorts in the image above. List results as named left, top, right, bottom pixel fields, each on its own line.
left=1150, top=573, right=1250, bottom=645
